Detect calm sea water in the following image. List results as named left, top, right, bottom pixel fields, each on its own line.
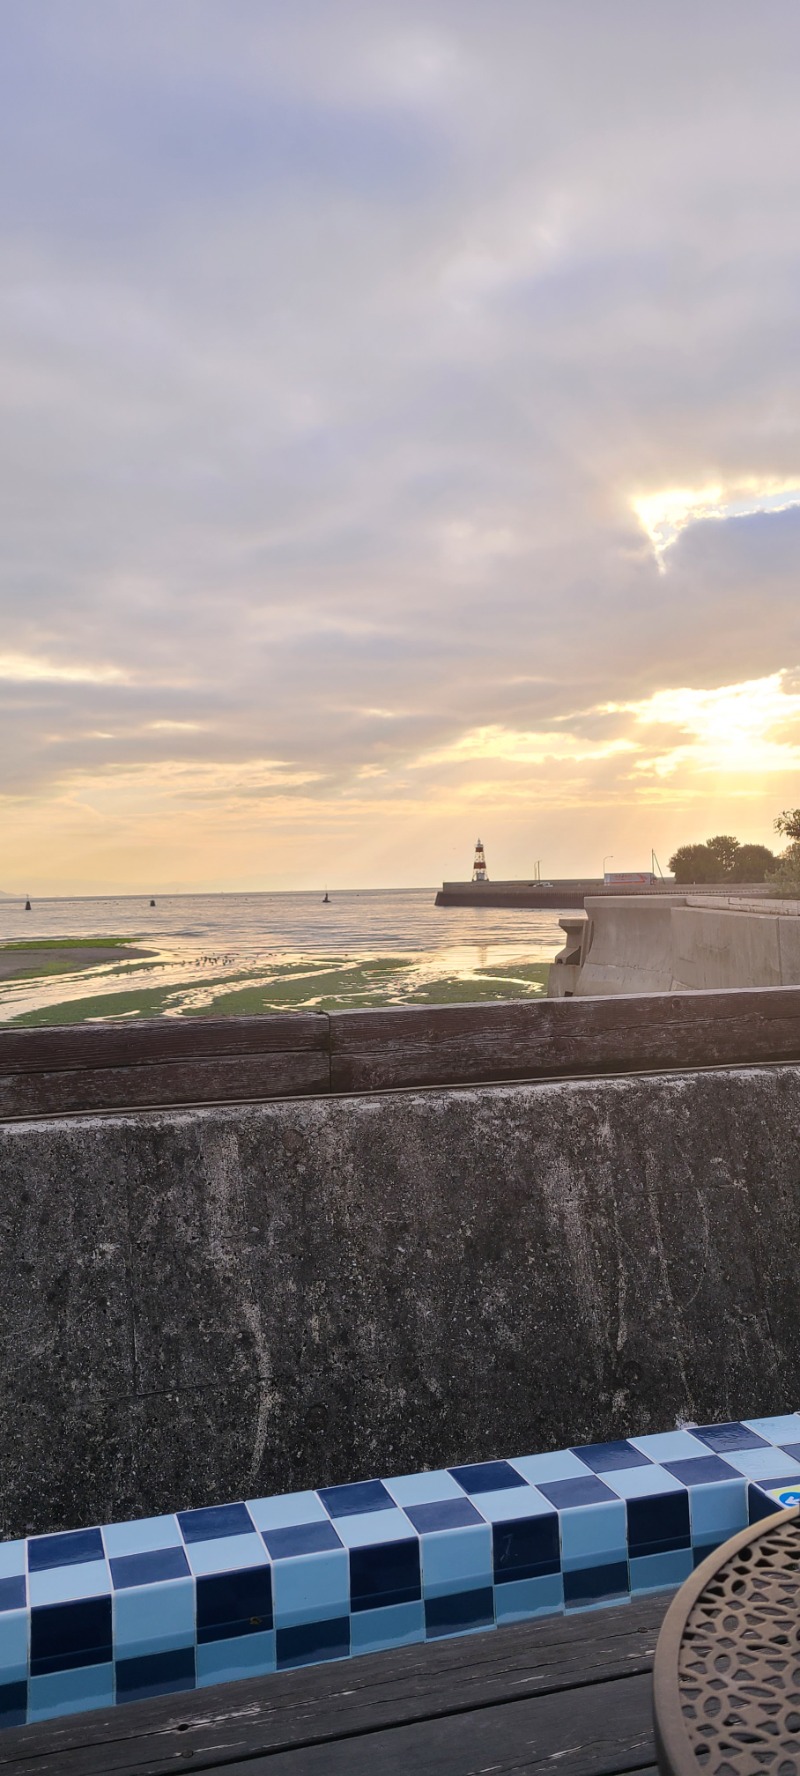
left=0, top=889, right=567, bottom=1023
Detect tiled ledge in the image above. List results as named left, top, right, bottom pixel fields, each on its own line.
left=2, top=1415, right=800, bottom=1729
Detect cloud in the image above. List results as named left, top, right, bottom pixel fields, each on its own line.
left=0, top=653, right=132, bottom=685
left=605, top=671, right=800, bottom=780
left=415, top=726, right=638, bottom=768
left=2, top=1, right=800, bottom=888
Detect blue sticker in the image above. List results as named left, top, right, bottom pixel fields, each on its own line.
left=768, top=1488, right=800, bottom=1508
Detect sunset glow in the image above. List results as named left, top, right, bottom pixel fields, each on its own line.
left=2, top=8, right=799, bottom=891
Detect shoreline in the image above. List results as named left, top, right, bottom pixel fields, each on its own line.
left=0, top=940, right=155, bottom=983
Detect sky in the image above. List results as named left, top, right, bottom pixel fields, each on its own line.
left=2, top=1, right=800, bottom=894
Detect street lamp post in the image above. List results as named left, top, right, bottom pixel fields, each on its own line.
left=603, top=854, right=614, bottom=882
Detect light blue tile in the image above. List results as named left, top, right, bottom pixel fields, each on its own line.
left=630, top=1549, right=694, bottom=1594
left=271, top=1550, right=350, bottom=1628
left=420, top=1525, right=493, bottom=1597
left=185, top=1532, right=269, bottom=1576
left=196, top=1630, right=276, bottom=1686
left=332, top=1509, right=418, bottom=1549
left=629, top=1431, right=708, bottom=1463
left=28, top=1560, right=110, bottom=1606
left=511, top=1451, right=593, bottom=1484
left=384, top=1471, right=464, bottom=1507
left=689, top=1480, right=747, bottom=1540
left=0, top=1541, right=26, bottom=1580
left=350, top=1601, right=425, bottom=1654
left=113, top=1578, right=195, bottom=1656
left=721, top=1447, right=800, bottom=1480
left=743, top=1414, right=800, bottom=1443
left=599, top=1464, right=684, bottom=1500
left=559, top=1501, right=627, bottom=1562
left=566, top=1588, right=631, bottom=1615
left=28, top=1664, right=113, bottom=1722
left=247, top=1493, right=329, bottom=1532
left=102, top=1516, right=182, bottom=1558
left=471, top=1487, right=551, bottom=1525
left=0, top=1611, right=27, bottom=1675
left=495, top=1573, right=564, bottom=1624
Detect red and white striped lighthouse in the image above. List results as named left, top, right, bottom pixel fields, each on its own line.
left=472, top=838, right=489, bottom=882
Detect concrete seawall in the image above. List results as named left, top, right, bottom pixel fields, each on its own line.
left=549, top=894, right=800, bottom=996
left=3, top=1067, right=800, bottom=1539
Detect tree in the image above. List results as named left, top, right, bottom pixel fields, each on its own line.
left=668, top=843, right=719, bottom=884
left=705, top=834, right=740, bottom=874
left=775, top=809, right=800, bottom=842
left=768, top=842, right=800, bottom=898
left=668, top=834, right=775, bottom=884
left=729, top=843, right=776, bottom=883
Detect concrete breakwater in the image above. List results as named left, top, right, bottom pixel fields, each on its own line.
left=2, top=1064, right=799, bottom=1539
left=435, top=879, right=772, bottom=910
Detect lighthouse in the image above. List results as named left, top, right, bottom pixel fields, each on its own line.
left=472, top=838, right=489, bottom=882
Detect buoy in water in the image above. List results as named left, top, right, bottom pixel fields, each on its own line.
left=150, top=899, right=156, bottom=907
left=24, top=898, right=31, bottom=911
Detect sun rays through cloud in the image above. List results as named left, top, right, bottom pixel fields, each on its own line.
left=633, top=480, right=800, bottom=568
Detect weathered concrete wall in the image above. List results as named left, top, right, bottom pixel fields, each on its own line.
left=2, top=1068, right=800, bottom=1538
left=566, top=894, right=800, bottom=996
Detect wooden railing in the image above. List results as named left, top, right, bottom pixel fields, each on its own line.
left=3, top=986, right=800, bottom=1116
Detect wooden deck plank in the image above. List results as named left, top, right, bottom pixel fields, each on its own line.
left=0, top=1596, right=665, bottom=1775
left=0, top=1014, right=329, bottom=1073
left=0, top=1049, right=330, bottom=1115
left=4, top=987, right=800, bottom=1118
left=328, top=988, right=800, bottom=1092
left=191, top=1672, right=655, bottom=1775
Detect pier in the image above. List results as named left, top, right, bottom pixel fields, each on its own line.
left=435, top=877, right=774, bottom=909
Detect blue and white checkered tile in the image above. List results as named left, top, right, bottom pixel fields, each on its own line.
left=3, top=1413, right=800, bottom=1727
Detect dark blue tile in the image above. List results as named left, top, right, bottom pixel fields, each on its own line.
left=449, top=1462, right=525, bottom=1496
left=535, top=1475, right=618, bottom=1509
left=692, top=1541, right=724, bottom=1568
left=627, top=1491, right=690, bottom=1558
left=116, top=1645, right=195, bottom=1702
left=276, top=1617, right=350, bottom=1670
left=493, top=1512, right=560, bottom=1583
left=177, top=1503, right=254, bottom=1543
left=110, top=1547, right=190, bottom=1590
left=664, top=1456, right=739, bottom=1485
left=196, top=1567, right=273, bottom=1642
left=425, top=1588, right=494, bottom=1637
left=28, top=1528, right=105, bottom=1572
left=30, top=1597, right=112, bottom=1676
left=0, top=1576, right=25, bottom=1612
left=349, top=1539, right=421, bottom=1612
left=564, top=1561, right=629, bottom=1607
left=571, top=1441, right=651, bottom=1474
left=692, top=1423, right=769, bottom=1454
left=748, top=1483, right=783, bottom=1526
left=404, top=1499, right=485, bottom=1534
left=261, top=1522, right=343, bottom=1560
left=0, top=1681, right=27, bottom=1727
left=780, top=1443, right=800, bottom=1463
left=317, top=1480, right=394, bottom=1518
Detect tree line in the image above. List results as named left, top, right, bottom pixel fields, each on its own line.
left=668, top=810, right=800, bottom=892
